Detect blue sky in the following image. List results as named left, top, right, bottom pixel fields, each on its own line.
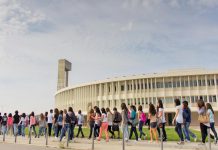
left=0, top=0, right=218, bottom=114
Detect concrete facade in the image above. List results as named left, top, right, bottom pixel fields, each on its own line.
left=57, top=59, right=72, bottom=90
left=55, top=60, right=218, bottom=125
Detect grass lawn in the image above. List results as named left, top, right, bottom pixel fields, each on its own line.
left=24, top=126, right=203, bottom=142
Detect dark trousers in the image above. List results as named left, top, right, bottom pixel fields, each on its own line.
left=70, top=124, right=75, bottom=140
left=88, top=122, right=95, bottom=138
left=210, top=123, right=218, bottom=140
left=94, top=124, right=100, bottom=138
left=56, top=125, right=62, bottom=137
left=129, top=126, right=138, bottom=141
left=175, top=122, right=184, bottom=141
left=48, top=123, right=52, bottom=136
left=139, top=121, right=145, bottom=138
left=157, top=123, right=167, bottom=140
left=200, top=123, right=208, bottom=143
left=108, top=125, right=114, bottom=137
left=76, top=125, right=84, bottom=137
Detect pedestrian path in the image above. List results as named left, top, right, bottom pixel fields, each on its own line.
left=0, top=135, right=217, bottom=150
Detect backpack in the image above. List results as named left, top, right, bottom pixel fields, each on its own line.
left=114, top=112, right=122, bottom=123
left=66, top=112, right=77, bottom=125
left=141, top=112, right=147, bottom=123
left=2, top=116, right=7, bottom=126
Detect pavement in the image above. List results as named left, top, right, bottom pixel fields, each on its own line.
left=0, top=135, right=218, bottom=150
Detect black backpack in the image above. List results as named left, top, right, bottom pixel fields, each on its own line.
left=114, top=112, right=122, bottom=123
left=66, top=112, right=77, bottom=125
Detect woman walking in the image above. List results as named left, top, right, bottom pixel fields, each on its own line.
left=29, top=111, right=37, bottom=138
left=206, top=103, right=218, bottom=144
left=13, top=110, right=20, bottom=137
left=157, top=99, right=167, bottom=142
left=129, top=105, right=138, bottom=141
left=93, top=107, right=101, bottom=139
left=54, top=108, right=59, bottom=139
left=56, top=110, right=63, bottom=138
left=106, top=107, right=115, bottom=138
left=19, top=113, right=26, bottom=137
left=197, top=99, right=210, bottom=145
left=38, top=113, right=46, bottom=138
left=7, top=113, right=13, bottom=136
left=88, top=109, right=95, bottom=139
left=172, top=99, right=184, bottom=145
left=97, top=108, right=109, bottom=142
left=148, top=104, right=158, bottom=143
left=138, top=105, right=146, bottom=140
left=121, top=103, right=129, bottom=142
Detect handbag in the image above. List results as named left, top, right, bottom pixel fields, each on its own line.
left=198, top=114, right=209, bottom=123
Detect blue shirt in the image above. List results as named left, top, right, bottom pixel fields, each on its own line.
left=207, top=109, right=214, bottom=123
left=183, top=108, right=191, bottom=123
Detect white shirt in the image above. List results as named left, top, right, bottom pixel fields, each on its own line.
left=159, top=108, right=166, bottom=123
left=77, top=114, right=83, bottom=125
left=47, top=113, right=53, bottom=124
left=176, top=105, right=183, bottom=124
left=102, top=113, right=108, bottom=123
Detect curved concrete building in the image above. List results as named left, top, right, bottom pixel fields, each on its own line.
left=55, top=59, right=218, bottom=125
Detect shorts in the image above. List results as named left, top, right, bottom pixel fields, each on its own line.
left=150, top=122, right=157, bottom=129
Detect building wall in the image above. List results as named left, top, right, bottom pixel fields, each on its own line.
left=55, top=73, right=218, bottom=125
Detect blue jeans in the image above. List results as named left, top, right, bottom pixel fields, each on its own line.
left=38, top=126, right=45, bottom=137
left=138, top=121, right=145, bottom=138
left=210, top=122, right=218, bottom=140
left=21, top=125, right=26, bottom=137
left=13, top=124, right=18, bottom=136
left=182, top=122, right=196, bottom=141
left=122, top=124, right=129, bottom=140
left=175, top=122, right=184, bottom=141
left=2, top=125, right=7, bottom=134
left=60, top=124, right=70, bottom=142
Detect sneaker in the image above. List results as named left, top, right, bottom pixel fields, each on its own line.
left=194, top=137, right=197, bottom=142
left=198, top=142, right=205, bottom=145
left=214, top=138, right=217, bottom=145
left=177, top=141, right=184, bottom=145
left=138, top=138, right=141, bottom=141
left=185, top=139, right=191, bottom=143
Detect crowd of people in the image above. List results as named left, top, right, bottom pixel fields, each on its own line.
left=0, top=98, right=217, bottom=146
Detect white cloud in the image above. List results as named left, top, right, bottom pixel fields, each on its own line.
left=0, top=0, right=46, bottom=35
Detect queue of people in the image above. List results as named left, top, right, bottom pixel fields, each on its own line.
left=0, top=98, right=217, bottom=146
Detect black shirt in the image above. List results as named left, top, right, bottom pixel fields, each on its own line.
left=13, top=114, right=20, bottom=124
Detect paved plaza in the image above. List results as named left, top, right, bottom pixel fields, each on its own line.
left=0, top=135, right=217, bottom=150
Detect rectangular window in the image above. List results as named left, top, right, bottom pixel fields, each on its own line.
left=177, top=81, right=180, bottom=87
left=185, top=81, right=189, bottom=87
left=127, top=99, right=130, bottom=105
left=138, top=84, right=140, bottom=90
left=198, top=80, right=202, bottom=86
left=194, top=80, right=197, bottom=86
left=141, top=83, right=144, bottom=89
left=202, top=80, right=206, bottom=86
left=204, top=96, right=207, bottom=102
left=142, top=98, right=144, bottom=105
left=209, top=96, right=212, bottom=103
left=207, top=80, right=211, bottom=86
left=213, top=96, right=217, bottom=102
left=173, top=81, right=177, bottom=88
left=144, top=83, right=147, bottom=89
left=121, top=85, right=125, bottom=91
left=211, top=79, right=215, bottom=86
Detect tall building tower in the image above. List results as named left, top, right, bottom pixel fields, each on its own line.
left=57, top=59, right=72, bottom=90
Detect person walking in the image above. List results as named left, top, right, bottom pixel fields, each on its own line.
left=38, top=113, right=46, bottom=138
left=106, top=107, right=115, bottom=139
left=59, top=109, right=69, bottom=142
left=129, top=105, right=138, bottom=141
left=68, top=107, right=77, bottom=141
left=197, top=99, right=210, bottom=145
left=206, top=103, right=218, bottom=144
left=121, top=103, right=129, bottom=142
left=148, top=103, right=158, bottom=143
left=13, top=110, right=20, bottom=137
left=47, top=109, right=53, bottom=137
left=0, top=113, right=2, bottom=135
left=54, top=108, right=59, bottom=139
left=7, top=113, right=13, bottom=136
left=138, top=105, right=146, bottom=140
left=56, top=110, right=63, bottom=138
left=182, top=101, right=197, bottom=142
left=112, top=107, right=121, bottom=139
left=2, top=113, right=7, bottom=136
left=29, top=111, right=37, bottom=138
left=18, top=113, right=26, bottom=137
left=157, top=99, right=167, bottom=142
left=93, top=107, right=101, bottom=139
left=172, top=99, right=184, bottom=145
left=76, top=110, right=85, bottom=138
left=97, top=108, right=109, bottom=142
left=88, top=109, right=95, bottom=139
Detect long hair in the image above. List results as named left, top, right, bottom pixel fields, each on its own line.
left=149, top=104, right=156, bottom=116
left=197, top=99, right=205, bottom=108
left=106, top=107, right=112, bottom=114
left=206, top=103, right=214, bottom=114
left=95, top=107, right=102, bottom=116
left=130, top=105, right=136, bottom=112
left=158, top=99, right=164, bottom=108
left=121, top=103, right=128, bottom=113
